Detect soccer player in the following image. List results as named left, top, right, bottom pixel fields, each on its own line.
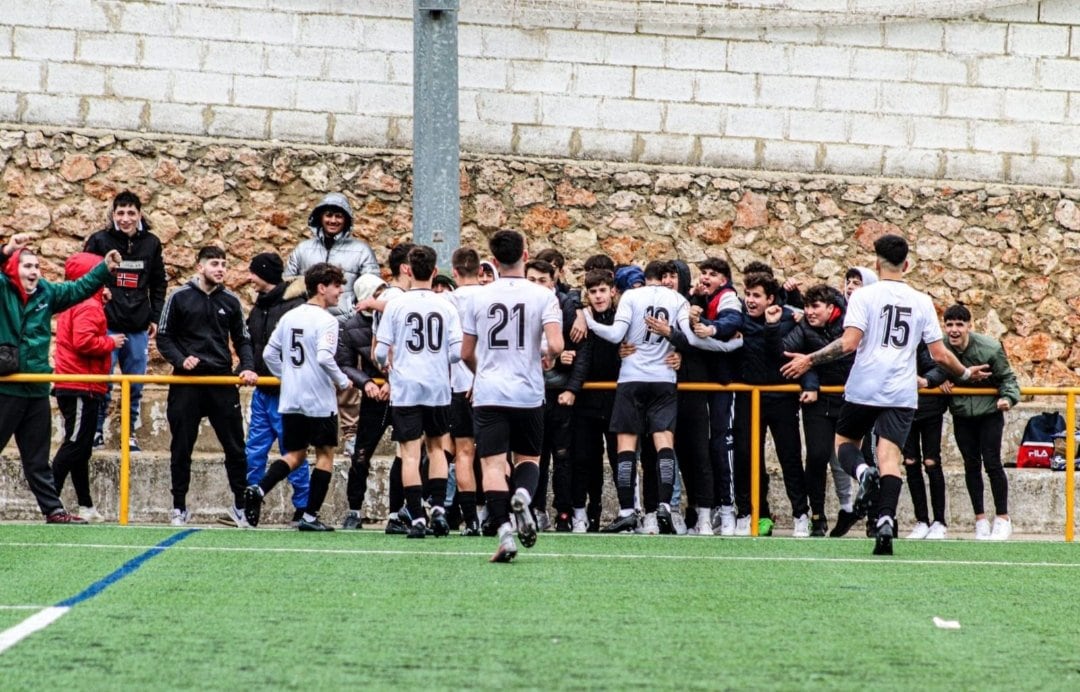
left=782, top=235, right=989, bottom=555
left=243, top=263, right=353, bottom=531
left=586, top=260, right=740, bottom=535
left=461, top=230, right=563, bottom=563
left=375, top=245, right=463, bottom=538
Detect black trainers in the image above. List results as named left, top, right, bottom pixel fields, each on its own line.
left=431, top=510, right=450, bottom=537
left=810, top=515, right=828, bottom=537
left=602, top=513, right=639, bottom=533
left=243, top=485, right=263, bottom=528
left=384, top=516, right=409, bottom=535
left=298, top=517, right=334, bottom=532
left=407, top=520, right=427, bottom=539
left=854, top=466, right=880, bottom=519
left=341, top=511, right=362, bottom=530
left=829, top=509, right=859, bottom=537
left=460, top=518, right=481, bottom=537
left=656, top=504, right=675, bottom=535
left=873, top=518, right=894, bottom=556
left=554, top=512, right=572, bottom=532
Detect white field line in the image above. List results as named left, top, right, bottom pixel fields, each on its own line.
left=0, top=605, right=46, bottom=610
left=0, top=607, right=69, bottom=654
left=2, top=540, right=1080, bottom=569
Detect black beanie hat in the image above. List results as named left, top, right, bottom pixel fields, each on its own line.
left=250, top=252, right=284, bottom=285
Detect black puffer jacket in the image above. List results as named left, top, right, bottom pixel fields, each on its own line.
left=781, top=291, right=853, bottom=392
left=569, top=305, right=620, bottom=418
left=247, top=278, right=307, bottom=392
left=336, top=310, right=381, bottom=388
left=733, top=308, right=797, bottom=395
left=84, top=224, right=167, bottom=333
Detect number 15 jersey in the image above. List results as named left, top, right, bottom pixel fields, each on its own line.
left=843, top=279, right=943, bottom=409
left=461, top=277, right=561, bottom=408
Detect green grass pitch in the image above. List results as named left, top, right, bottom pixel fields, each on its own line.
left=2, top=525, right=1079, bottom=690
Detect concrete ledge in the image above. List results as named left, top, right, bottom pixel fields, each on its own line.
left=1, top=450, right=1078, bottom=536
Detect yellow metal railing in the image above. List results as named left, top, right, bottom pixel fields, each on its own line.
left=1, top=374, right=1077, bottom=540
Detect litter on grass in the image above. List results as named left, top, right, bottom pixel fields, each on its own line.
left=933, top=617, right=961, bottom=630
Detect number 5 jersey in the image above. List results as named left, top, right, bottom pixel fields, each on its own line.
left=264, top=303, right=350, bottom=416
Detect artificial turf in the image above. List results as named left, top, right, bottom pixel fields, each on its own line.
left=2, top=525, right=1079, bottom=690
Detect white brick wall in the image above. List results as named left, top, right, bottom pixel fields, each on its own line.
left=2, top=1, right=1079, bottom=185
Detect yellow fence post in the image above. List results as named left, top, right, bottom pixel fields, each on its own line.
left=119, top=378, right=131, bottom=527
left=1067, top=391, right=1075, bottom=543
left=750, top=387, right=761, bottom=537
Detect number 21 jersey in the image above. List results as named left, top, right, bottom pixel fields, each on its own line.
left=461, top=277, right=561, bottom=408
left=843, top=280, right=943, bottom=409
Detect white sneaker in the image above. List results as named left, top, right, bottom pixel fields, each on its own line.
left=637, top=512, right=659, bottom=535
left=974, top=517, right=991, bottom=540
left=169, top=508, right=190, bottom=526
left=225, top=505, right=250, bottom=529
left=926, top=521, right=948, bottom=539
left=734, top=515, right=751, bottom=536
left=78, top=506, right=106, bottom=523
left=907, top=521, right=931, bottom=540
left=990, top=516, right=1012, bottom=541
left=720, top=505, right=736, bottom=536
left=671, top=512, right=688, bottom=535
left=571, top=516, right=588, bottom=533
left=692, top=512, right=714, bottom=536
left=792, top=513, right=810, bottom=538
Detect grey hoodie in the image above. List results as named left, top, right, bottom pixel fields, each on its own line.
left=285, top=192, right=379, bottom=323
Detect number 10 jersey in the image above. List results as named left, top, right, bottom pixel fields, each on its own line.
left=460, top=277, right=562, bottom=408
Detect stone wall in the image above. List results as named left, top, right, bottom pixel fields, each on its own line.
left=3, top=1, right=1080, bottom=185
left=1, top=126, right=1078, bottom=385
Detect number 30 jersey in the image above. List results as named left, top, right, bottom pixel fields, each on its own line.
left=461, top=277, right=562, bottom=408
left=843, top=280, right=943, bottom=409
left=264, top=304, right=350, bottom=417
left=375, top=289, right=463, bottom=407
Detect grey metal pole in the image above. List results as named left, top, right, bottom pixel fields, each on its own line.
left=413, top=0, right=460, bottom=270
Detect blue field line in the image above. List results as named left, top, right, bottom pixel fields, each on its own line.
left=55, top=529, right=199, bottom=608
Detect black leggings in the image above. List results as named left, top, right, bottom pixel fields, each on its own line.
left=953, top=411, right=1008, bottom=516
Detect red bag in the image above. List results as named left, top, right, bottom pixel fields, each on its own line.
left=1016, top=442, right=1053, bottom=468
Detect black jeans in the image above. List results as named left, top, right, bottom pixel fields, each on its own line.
left=0, top=393, right=64, bottom=515
left=167, top=384, right=248, bottom=510
left=52, top=393, right=102, bottom=508
left=903, top=412, right=946, bottom=525
left=347, top=393, right=390, bottom=511
left=734, top=393, right=808, bottom=519
left=953, top=411, right=1008, bottom=516
left=570, top=413, right=614, bottom=521
left=537, top=393, right=575, bottom=514
left=801, top=394, right=843, bottom=517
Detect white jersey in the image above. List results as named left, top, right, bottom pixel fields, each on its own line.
left=445, top=284, right=484, bottom=393
left=372, top=284, right=405, bottom=335
left=375, top=289, right=462, bottom=407
left=461, top=276, right=561, bottom=408
left=264, top=303, right=349, bottom=416
left=843, top=280, right=943, bottom=409
left=586, top=285, right=688, bottom=384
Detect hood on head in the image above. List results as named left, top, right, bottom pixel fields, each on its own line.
left=614, top=265, right=645, bottom=293
left=479, top=260, right=499, bottom=281
left=354, top=272, right=388, bottom=314
left=4, top=248, right=34, bottom=304
left=855, top=266, right=878, bottom=286
left=672, top=260, right=692, bottom=297
left=65, top=252, right=103, bottom=281
left=307, top=192, right=354, bottom=238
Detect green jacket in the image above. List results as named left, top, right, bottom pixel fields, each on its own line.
left=0, top=249, right=113, bottom=398
left=945, top=331, right=1020, bottom=418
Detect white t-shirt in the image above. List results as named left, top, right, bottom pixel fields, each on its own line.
left=375, top=289, right=462, bottom=407
left=372, top=284, right=405, bottom=335
left=445, top=284, right=484, bottom=394
left=843, top=280, right=943, bottom=409
left=461, top=276, right=561, bottom=408
left=264, top=303, right=349, bottom=416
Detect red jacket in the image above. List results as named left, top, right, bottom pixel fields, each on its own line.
left=53, top=253, right=114, bottom=395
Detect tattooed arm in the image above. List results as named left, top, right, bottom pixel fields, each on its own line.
left=780, top=327, right=863, bottom=380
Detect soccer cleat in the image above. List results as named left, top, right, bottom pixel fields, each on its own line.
left=671, top=511, right=688, bottom=535
left=758, top=517, right=774, bottom=536
left=342, top=511, right=363, bottom=530
left=407, top=520, right=428, bottom=539
left=92, top=432, right=105, bottom=449
left=792, top=514, right=810, bottom=538
left=989, top=516, right=1012, bottom=541
left=128, top=436, right=141, bottom=453
left=734, top=515, right=751, bottom=536
left=926, top=521, right=948, bottom=539
left=490, top=523, right=518, bottom=563
left=535, top=511, right=552, bottom=533
left=169, top=508, right=190, bottom=526
left=691, top=512, right=714, bottom=536
left=638, top=511, right=660, bottom=535
left=571, top=516, right=588, bottom=533
left=46, top=510, right=88, bottom=525
left=384, top=515, right=409, bottom=534
left=830, top=509, right=859, bottom=538
left=907, top=521, right=931, bottom=540
left=431, top=509, right=450, bottom=537
left=242, top=485, right=263, bottom=527
left=602, top=513, right=639, bottom=533
left=656, top=504, right=675, bottom=535
left=873, top=517, right=895, bottom=556
left=853, top=466, right=880, bottom=519
left=554, top=512, right=572, bottom=532
left=511, top=489, right=538, bottom=548
left=810, top=515, right=828, bottom=537
left=220, top=505, right=250, bottom=529
left=865, top=519, right=878, bottom=538
left=974, top=517, right=992, bottom=540
left=78, top=506, right=106, bottom=524
left=460, top=519, right=481, bottom=537
left=298, top=517, right=334, bottom=532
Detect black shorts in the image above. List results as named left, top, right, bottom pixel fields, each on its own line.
left=474, top=405, right=543, bottom=458
left=281, top=413, right=339, bottom=453
left=391, top=405, right=450, bottom=442
left=449, top=391, right=474, bottom=439
left=836, top=402, right=915, bottom=449
left=609, top=381, right=678, bottom=435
